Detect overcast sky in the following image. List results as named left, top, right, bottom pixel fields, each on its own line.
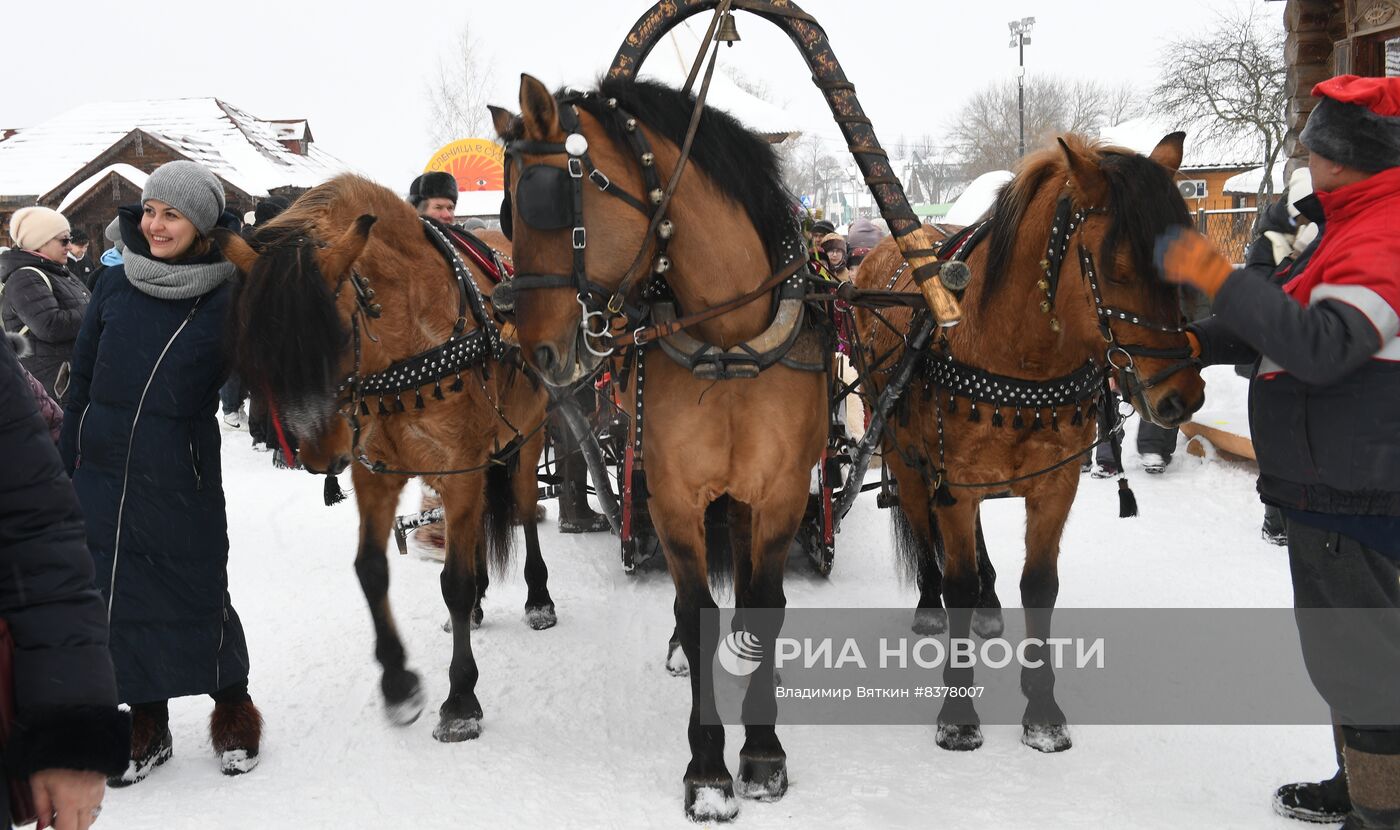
left=6, top=0, right=1279, bottom=189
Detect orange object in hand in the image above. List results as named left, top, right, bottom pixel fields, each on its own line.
left=1155, top=228, right=1234, bottom=298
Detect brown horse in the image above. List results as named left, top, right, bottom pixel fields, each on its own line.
left=493, top=76, right=825, bottom=820
left=855, top=134, right=1206, bottom=753
left=221, top=175, right=554, bottom=743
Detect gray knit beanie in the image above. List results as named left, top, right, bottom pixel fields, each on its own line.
left=142, top=160, right=226, bottom=234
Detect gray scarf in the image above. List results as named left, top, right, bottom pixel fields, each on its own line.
left=124, top=250, right=234, bottom=299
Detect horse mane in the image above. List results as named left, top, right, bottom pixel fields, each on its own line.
left=231, top=175, right=424, bottom=433
left=569, top=78, right=797, bottom=270
left=980, top=135, right=1189, bottom=312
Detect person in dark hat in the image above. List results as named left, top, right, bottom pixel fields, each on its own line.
left=408, top=171, right=459, bottom=224
left=807, top=218, right=835, bottom=252
left=1157, top=75, right=1400, bottom=829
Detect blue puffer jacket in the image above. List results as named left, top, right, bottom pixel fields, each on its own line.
left=58, top=263, right=250, bottom=704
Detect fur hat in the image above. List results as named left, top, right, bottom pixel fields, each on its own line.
left=1299, top=75, right=1400, bottom=173
left=254, top=196, right=290, bottom=226
left=809, top=219, right=835, bottom=237
left=408, top=172, right=458, bottom=207
left=8, top=207, right=70, bottom=251
left=142, top=161, right=226, bottom=234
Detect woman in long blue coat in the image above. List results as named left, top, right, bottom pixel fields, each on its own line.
left=59, top=161, right=262, bottom=786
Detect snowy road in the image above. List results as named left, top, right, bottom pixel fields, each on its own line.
left=98, top=398, right=1332, bottom=829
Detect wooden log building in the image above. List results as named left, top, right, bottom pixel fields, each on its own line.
left=0, top=99, right=345, bottom=249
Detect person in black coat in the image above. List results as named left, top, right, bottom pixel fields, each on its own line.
left=1, top=207, right=90, bottom=403
left=1, top=324, right=129, bottom=828
left=65, top=229, right=95, bottom=286
left=57, top=160, right=262, bottom=787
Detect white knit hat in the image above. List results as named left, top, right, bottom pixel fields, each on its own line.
left=9, top=206, right=70, bottom=251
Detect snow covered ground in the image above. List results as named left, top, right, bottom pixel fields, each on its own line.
left=97, top=372, right=1334, bottom=829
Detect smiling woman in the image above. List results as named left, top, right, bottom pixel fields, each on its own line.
left=57, top=160, right=265, bottom=789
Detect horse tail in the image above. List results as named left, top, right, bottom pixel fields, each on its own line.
left=704, top=496, right=736, bottom=595
left=891, top=502, right=938, bottom=586
left=481, top=460, right=517, bottom=578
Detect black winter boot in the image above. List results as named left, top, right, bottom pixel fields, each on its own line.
left=109, top=701, right=172, bottom=787
left=558, top=450, right=609, bottom=533
left=1275, top=725, right=1351, bottom=823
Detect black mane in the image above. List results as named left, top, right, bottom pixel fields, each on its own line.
left=570, top=78, right=798, bottom=269
left=981, top=144, right=1189, bottom=314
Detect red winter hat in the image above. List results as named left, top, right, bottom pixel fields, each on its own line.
left=1300, top=75, right=1400, bottom=172
left=1312, top=75, right=1400, bottom=117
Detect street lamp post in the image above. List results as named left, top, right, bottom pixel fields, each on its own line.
left=1008, top=16, right=1035, bottom=158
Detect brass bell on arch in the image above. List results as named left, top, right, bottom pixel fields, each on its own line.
left=715, top=12, right=741, bottom=46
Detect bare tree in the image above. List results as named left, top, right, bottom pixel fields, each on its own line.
left=949, top=76, right=1119, bottom=177
left=778, top=134, right=847, bottom=208
left=424, top=24, right=496, bottom=149
left=1153, top=8, right=1287, bottom=203
left=1104, top=82, right=1144, bottom=127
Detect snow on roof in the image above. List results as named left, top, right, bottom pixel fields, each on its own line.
left=56, top=163, right=149, bottom=213
left=1099, top=117, right=1263, bottom=171
left=1223, top=164, right=1286, bottom=195
left=0, top=98, right=347, bottom=200
left=944, top=170, right=1013, bottom=226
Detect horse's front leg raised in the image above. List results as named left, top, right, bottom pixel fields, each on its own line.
left=1019, top=476, right=1075, bottom=752
left=653, top=500, right=736, bottom=822
left=349, top=464, right=422, bottom=725
left=933, top=496, right=986, bottom=751
left=434, top=472, right=488, bottom=742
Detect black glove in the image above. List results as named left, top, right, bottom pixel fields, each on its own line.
left=1252, top=196, right=1294, bottom=238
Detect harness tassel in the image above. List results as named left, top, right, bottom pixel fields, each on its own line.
left=934, top=475, right=958, bottom=507
left=1013, top=409, right=1025, bottom=430
left=394, top=395, right=406, bottom=413
left=323, top=474, right=346, bottom=506
left=414, top=389, right=425, bottom=410
left=451, top=373, right=465, bottom=393
left=947, top=396, right=958, bottom=415
left=1071, top=406, right=1083, bottom=426
left=1032, top=410, right=1044, bottom=431
left=1051, top=408, right=1060, bottom=432
left=377, top=396, right=389, bottom=416
left=968, top=402, right=980, bottom=423
left=1118, top=478, right=1139, bottom=518
left=992, top=407, right=1003, bottom=428
left=433, top=381, right=445, bottom=401
left=359, top=400, right=370, bottom=417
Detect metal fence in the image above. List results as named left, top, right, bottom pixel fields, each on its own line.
left=1196, top=207, right=1258, bottom=264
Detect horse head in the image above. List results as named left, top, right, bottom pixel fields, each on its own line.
left=219, top=193, right=381, bottom=471
left=977, top=133, right=1206, bottom=428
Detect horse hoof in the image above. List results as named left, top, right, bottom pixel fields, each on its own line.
left=1022, top=723, right=1072, bottom=753
left=383, top=672, right=424, bottom=727
left=433, top=716, right=483, bottom=742
left=685, top=777, right=739, bottom=822
left=736, top=755, right=788, bottom=802
left=912, top=608, right=947, bottom=636
left=972, top=608, right=1004, bottom=639
left=666, top=643, right=690, bottom=677
left=524, top=605, right=557, bottom=630
left=936, top=722, right=984, bottom=752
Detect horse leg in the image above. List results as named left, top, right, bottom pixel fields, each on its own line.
left=433, top=474, right=488, bottom=742
left=972, top=515, right=1005, bottom=638
left=349, top=465, right=423, bottom=726
left=734, top=496, right=801, bottom=803
left=516, top=432, right=557, bottom=630
left=934, top=496, right=985, bottom=751
left=654, top=503, right=736, bottom=822
left=885, top=460, right=948, bottom=635
left=1020, top=481, right=1073, bottom=753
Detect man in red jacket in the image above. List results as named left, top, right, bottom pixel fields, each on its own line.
left=1158, top=75, right=1400, bottom=829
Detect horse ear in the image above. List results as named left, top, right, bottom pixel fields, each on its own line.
left=1149, top=131, right=1186, bottom=173
left=320, top=214, right=378, bottom=281
left=213, top=228, right=259, bottom=274
left=1057, top=137, right=1108, bottom=207
left=490, top=105, right=519, bottom=140
left=518, top=73, right=558, bottom=140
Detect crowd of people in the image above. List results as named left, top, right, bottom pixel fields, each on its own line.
left=1, top=72, right=1398, bottom=828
